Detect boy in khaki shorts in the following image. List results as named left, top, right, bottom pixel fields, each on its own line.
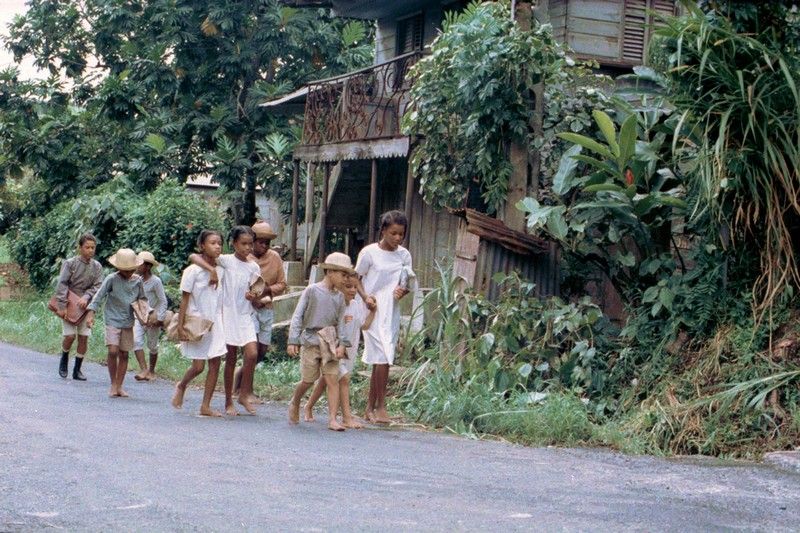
left=287, top=252, right=353, bottom=431
left=86, top=249, right=147, bottom=398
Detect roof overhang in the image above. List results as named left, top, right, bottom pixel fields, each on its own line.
left=449, top=208, right=549, bottom=256
left=281, top=0, right=441, bottom=19
left=294, top=137, right=409, bottom=163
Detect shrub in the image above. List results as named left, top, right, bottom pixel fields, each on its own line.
left=114, top=180, right=229, bottom=275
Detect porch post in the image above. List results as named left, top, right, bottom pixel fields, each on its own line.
left=404, top=160, right=414, bottom=243
left=369, top=158, right=378, bottom=243
left=304, top=162, right=315, bottom=270
left=319, top=162, right=330, bottom=261
left=291, top=159, right=300, bottom=261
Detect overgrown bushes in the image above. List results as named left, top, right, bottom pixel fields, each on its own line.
left=10, top=179, right=229, bottom=290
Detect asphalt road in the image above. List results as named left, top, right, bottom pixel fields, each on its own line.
left=1, top=342, right=799, bottom=532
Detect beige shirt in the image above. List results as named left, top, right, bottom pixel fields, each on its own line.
left=55, top=256, right=103, bottom=310
left=249, top=249, right=286, bottom=308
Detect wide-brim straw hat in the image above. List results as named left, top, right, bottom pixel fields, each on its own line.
left=252, top=221, right=277, bottom=240
left=319, top=252, right=356, bottom=275
left=137, top=251, right=160, bottom=267
left=108, top=248, right=143, bottom=271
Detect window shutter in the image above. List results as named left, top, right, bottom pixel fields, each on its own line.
left=397, top=13, right=424, bottom=55
left=622, top=0, right=648, bottom=64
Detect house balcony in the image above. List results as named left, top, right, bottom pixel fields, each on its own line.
left=293, top=51, right=423, bottom=162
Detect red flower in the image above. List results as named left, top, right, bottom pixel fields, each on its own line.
left=625, top=168, right=635, bottom=186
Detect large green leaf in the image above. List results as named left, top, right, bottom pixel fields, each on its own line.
left=592, top=109, right=620, bottom=157
left=552, top=144, right=583, bottom=195
left=556, top=132, right=614, bottom=160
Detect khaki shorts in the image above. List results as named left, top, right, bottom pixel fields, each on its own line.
left=105, top=326, right=134, bottom=352
left=300, top=344, right=339, bottom=384
left=62, top=315, right=91, bottom=337
left=134, top=322, right=161, bottom=353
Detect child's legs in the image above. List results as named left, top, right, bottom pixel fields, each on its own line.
left=133, top=323, right=147, bottom=371
left=134, top=350, right=148, bottom=373
left=323, top=372, right=340, bottom=424
left=62, top=334, right=76, bottom=353
left=305, top=378, right=326, bottom=412
left=223, top=346, right=238, bottom=403
left=366, top=366, right=378, bottom=413
left=201, top=357, right=221, bottom=410
left=293, top=346, right=322, bottom=405
left=373, top=364, right=390, bottom=409
left=148, top=352, right=158, bottom=373
left=75, top=334, right=89, bottom=356
left=115, top=351, right=129, bottom=387
left=339, top=374, right=353, bottom=420
left=179, top=359, right=205, bottom=388
left=238, top=342, right=258, bottom=398
left=106, top=345, right=119, bottom=383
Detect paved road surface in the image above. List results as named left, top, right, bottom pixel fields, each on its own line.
left=1, top=343, right=799, bottom=531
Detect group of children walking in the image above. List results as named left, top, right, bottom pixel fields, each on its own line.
left=55, top=210, right=413, bottom=431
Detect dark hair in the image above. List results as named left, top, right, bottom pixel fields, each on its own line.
left=78, top=233, right=97, bottom=246
left=379, top=210, right=408, bottom=233
left=197, top=229, right=223, bottom=248
left=229, top=225, right=255, bottom=244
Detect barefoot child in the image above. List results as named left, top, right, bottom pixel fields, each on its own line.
left=304, top=274, right=374, bottom=428
left=172, top=230, right=227, bottom=417
left=190, top=226, right=261, bottom=416
left=287, top=252, right=353, bottom=431
left=85, top=248, right=147, bottom=398
left=133, top=251, right=168, bottom=381
left=55, top=233, right=103, bottom=380
left=356, top=210, right=415, bottom=424
left=234, top=221, right=286, bottom=404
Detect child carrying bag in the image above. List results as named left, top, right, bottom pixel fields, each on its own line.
left=165, top=313, right=213, bottom=342
left=48, top=290, right=89, bottom=325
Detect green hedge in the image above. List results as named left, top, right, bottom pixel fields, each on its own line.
left=11, top=179, right=229, bottom=291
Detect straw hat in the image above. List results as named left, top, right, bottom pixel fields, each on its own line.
left=252, top=221, right=277, bottom=240
left=137, top=251, right=160, bottom=267
left=108, top=248, right=143, bottom=271
left=319, top=252, right=356, bottom=275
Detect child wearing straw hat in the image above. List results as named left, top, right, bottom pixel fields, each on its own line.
left=86, top=248, right=147, bottom=398
left=287, top=252, right=354, bottom=431
left=234, top=220, right=286, bottom=404
left=132, top=251, right=169, bottom=382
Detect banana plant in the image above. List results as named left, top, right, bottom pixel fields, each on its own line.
left=518, top=106, right=687, bottom=300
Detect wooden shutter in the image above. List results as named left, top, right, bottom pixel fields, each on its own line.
left=622, top=0, right=648, bottom=64
left=397, top=13, right=424, bottom=55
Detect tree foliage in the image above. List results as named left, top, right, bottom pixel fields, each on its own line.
left=2, top=0, right=373, bottom=223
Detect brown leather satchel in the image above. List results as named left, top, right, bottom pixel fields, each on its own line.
left=48, top=290, right=89, bottom=325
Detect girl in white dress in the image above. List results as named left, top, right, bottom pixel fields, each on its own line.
left=171, top=230, right=226, bottom=417
left=190, top=226, right=261, bottom=416
left=355, top=210, right=414, bottom=424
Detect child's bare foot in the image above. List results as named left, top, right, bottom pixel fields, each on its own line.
left=109, top=386, right=118, bottom=398
left=328, top=420, right=346, bottom=431
left=134, top=372, right=147, bottom=381
left=303, top=405, right=315, bottom=422
left=225, top=403, right=240, bottom=416
left=116, top=389, right=129, bottom=398
left=199, top=406, right=223, bottom=417
left=146, top=371, right=157, bottom=381
left=172, top=383, right=186, bottom=409
left=343, top=417, right=363, bottom=429
left=364, top=410, right=375, bottom=423
left=288, top=401, right=300, bottom=424
left=250, top=395, right=265, bottom=405
left=374, top=408, right=391, bottom=424
left=238, top=397, right=257, bottom=415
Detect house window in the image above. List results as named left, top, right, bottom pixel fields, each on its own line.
left=622, top=0, right=677, bottom=64
left=396, top=12, right=424, bottom=55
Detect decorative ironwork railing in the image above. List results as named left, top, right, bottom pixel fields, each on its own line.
left=301, top=52, right=423, bottom=146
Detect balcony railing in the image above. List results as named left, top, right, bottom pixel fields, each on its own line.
left=301, top=52, right=423, bottom=146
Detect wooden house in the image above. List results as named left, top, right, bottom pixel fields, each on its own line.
left=268, top=0, right=677, bottom=296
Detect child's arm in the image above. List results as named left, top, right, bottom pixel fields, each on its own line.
left=82, top=262, right=103, bottom=309
left=270, top=257, right=287, bottom=297
left=176, top=291, right=191, bottom=341
left=188, top=253, right=220, bottom=288
left=54, top=259, right=72, bottom=316
left=153, top=277, right=169, bottom=323
left=85, top=274, right=112, bottom=328
left=287, top=287, right=309, bottom=356
left=361, top=306, right=376, bottom=331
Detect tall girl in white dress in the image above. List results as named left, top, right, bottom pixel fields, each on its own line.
left=190, top=226, right=261, bottom=416
left=355, top=210, right=414, bottom=424
left=171, top=230, right=226, bottom=417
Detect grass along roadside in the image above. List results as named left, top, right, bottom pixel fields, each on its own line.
left=0, top=236, right=10, bottom=263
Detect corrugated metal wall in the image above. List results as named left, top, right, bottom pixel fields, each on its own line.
left=473, top=239, right=560, bottom=300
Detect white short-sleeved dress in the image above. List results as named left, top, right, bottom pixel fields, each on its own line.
left=217, top=254, right=260, bottom=347
left=355, top=243, right=413, bottom=365
left=179, top=265, right=226, bottom=360
left=340, top=297, right=366, bottom=377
